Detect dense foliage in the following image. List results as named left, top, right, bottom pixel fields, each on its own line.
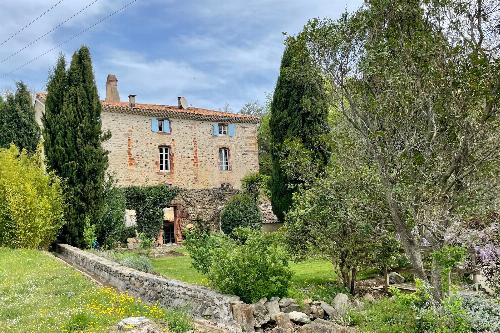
left=185, top=228, right=292, bottom=303
left=304, top=0, right=499, bottom=299
left=0, top=82, right=40, bottom=154
left=351, top=281, right=472, bottom=333
left=124, top=184, right=178, bottom=239
left=94, top=178, right=126, bottom=249
left=0, top=145, right=64, bottom=249
left=220, top=193, right=262, bottom=235
left=43, top=48, right=109, bottom=247
left=269, top=34, right=331, bottom=220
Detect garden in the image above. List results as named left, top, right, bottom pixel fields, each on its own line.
left=0, top=0, right=499, bottom=332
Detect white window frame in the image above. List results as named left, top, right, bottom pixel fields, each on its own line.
left=218, top=123, right=228, bottom=135
left=219, top=147, right=230, bottom=171
left=159, top=146, right=170, bottom=172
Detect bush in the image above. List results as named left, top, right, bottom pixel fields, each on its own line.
left=349, top=280, right=472, bottom=333
left=241, top=172, right=270, bottom=199
left=461, top=293, right=500, bottom=333
left=220, top=193, right=262, bottom=235
left=94, top=178, right=126, bottom=248
left=0, top=145, right=65, bottom=249
left=186, top=228, right=292, bottom=303
left=124, top=185, right=178, bottom=239
left=92, top=250, right=153, bottom=273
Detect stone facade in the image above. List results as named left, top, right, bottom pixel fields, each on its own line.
left=101, top=110, right=259, bottom=190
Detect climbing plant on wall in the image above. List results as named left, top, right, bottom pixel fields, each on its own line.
left=124, top=185, right=179, bottom=239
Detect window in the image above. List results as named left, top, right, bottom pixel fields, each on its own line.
left=159, top=146, right=170, bottom=172
left=158, top=119, right=170, bottom=133
left=219, top=147, right=230, bottom=171
left=218, top=123, right=228, bottom=135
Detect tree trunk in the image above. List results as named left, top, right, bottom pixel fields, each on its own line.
left=431, top=257, right=444, bottom=301
left=350, top=267, right=357, bottom=295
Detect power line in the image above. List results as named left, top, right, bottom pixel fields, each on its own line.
left=0, top=0, right=100, bottom=64
left=2, top=0, right=139, bottom=78
left=0, top=0, right=66, bottom=48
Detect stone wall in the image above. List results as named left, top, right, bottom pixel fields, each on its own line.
left=172, top=186, right=239, bottom=231
left=56, top=244, right=239, bottom=327
left=102, top=111, right=259, bottom=190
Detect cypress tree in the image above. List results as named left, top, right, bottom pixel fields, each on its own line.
left=269, top=34, right=330, bottom=220
left=43, top=47, right=109, bottom=247
left=0, top=82, right=40, bottom=153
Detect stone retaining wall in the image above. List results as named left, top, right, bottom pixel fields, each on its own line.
left=56, top=244, right=239, bottom=327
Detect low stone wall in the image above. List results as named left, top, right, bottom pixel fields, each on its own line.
left=55, top=244, right=239, bottom=327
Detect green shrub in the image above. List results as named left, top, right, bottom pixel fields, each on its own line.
left=241, top=172, right=270, bottom=199
left=94, top=178, right=126, bottom=248
left=461, top=293, right=500, bottom=332
left=124, top=185, right=178, bottom=239
left=0, top=145, right=65, bottom=249
left=164, top=309, right=194, bottom=333
left=92, top=250, right=153, bottom=273
left=184, top=228, right=227, bottom=275
left=350, top=280, right=472, bottom=333
left=220, top=193, right=262, bottom=235
left=186, top=228, right=292, bottom=303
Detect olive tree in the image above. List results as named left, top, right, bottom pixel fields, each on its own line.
left=304, top=0, right=499, bottom=299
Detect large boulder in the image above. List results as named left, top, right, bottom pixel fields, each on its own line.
left=320, top=301, right=336, bottom=318
left=265, top=298, right=281, bottom=320
left=279, top=298, right=301, bottom=313
left=116, top=317, right=161, bottom=332
left=388, top=272, right=405, bottom=284
left=231, top=301, right=255, bottom=332
left=254, top=298, right=271, bottom=328
left=333, top=293, right=351, bottom=318
left=288, top=311, right=311, bottom=324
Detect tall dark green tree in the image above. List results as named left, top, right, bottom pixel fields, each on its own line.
left=269, top=34, right=330, bottom=220
left=0, top=82, right=40, bottom=153
left=43, top=47, right=109, bottom=247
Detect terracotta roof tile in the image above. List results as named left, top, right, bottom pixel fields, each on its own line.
left=35, top=92, right=260, bottom=124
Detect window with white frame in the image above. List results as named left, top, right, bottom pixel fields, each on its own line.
left=218, top=123, right=228, bottom=135
left=219, top=147, right=230, bottom=171
left=159, top=146, right=170, bottom=172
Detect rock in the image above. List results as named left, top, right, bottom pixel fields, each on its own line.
left=320, top=301, right=336, bottom=318
left=299, top=319, right=352, bottom=333
left=279, top=298, right=300, bottom=313
left=333, top=293, right=350, bottom=318
left=388, top=272, right=405, bottom=284
left=116, top=317, right=161, bottom=332
left=310, top=304, right=325, bottom=319
left=362, top=293, right=375, bottom=303
left=231, top=301, right=255, bottom=332
left=265, top=298, right=281, bottom=320
left=270, top=312, right=294, bottom=333
left=254, top=299, right=271, bottom=328
left=288, top=311, right=311, bottom=324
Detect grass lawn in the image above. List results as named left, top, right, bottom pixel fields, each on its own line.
left=151, top=252, right=343, bottom=303
left=0, top=248, right=192, bottom=333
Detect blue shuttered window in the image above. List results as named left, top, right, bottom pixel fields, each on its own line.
left=163, top=119, right=171, bottom=133
left=151, top=118, right=159, bottom=132
left=228, top=124, right=236, bottom=137
left=212, top=123, right=219, bottom=136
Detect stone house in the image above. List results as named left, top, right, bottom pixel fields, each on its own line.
left=35, top=74, right=262, bottom=244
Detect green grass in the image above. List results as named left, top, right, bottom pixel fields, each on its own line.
left=0, top=248, right=192, bottom=333
left=151, top=252, right=344, bottom=303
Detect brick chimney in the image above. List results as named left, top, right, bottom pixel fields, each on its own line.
left=105, top=74, right=120, bottom=103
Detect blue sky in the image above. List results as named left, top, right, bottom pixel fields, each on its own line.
left=0, top=0, right=362, bottom=111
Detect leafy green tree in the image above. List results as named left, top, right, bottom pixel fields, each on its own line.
left=269, top=34, right=330, bottom=220
left=305, top=0, right=499, bottom=299
left=43, top=47, right=109, bottom=247
left=94, top=178, right=126, bottom=249
left=0, top=145, right=64, bottom=249
left=0, top=82, right=40, bottom=153
left=220, top=193, right=262, bottom=235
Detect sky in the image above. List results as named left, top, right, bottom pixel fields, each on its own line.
left=0, top=0, right=362, bottom=111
